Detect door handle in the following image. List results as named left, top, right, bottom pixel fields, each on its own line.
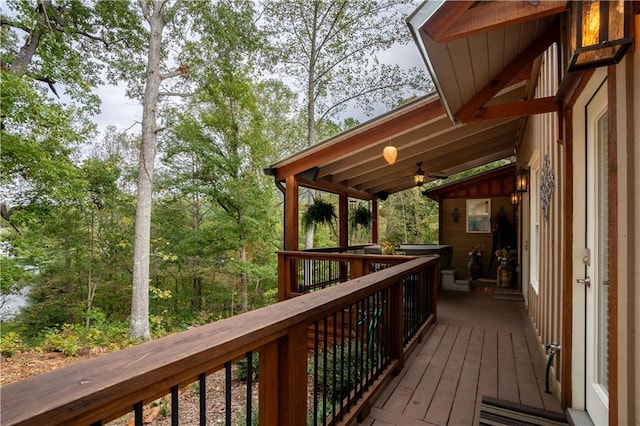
left=577, top=277, right=591, bottom=287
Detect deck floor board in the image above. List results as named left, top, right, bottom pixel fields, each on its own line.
left=365, top=290, right=563, bottom=426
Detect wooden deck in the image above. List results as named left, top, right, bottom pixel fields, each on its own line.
left=362, top=290, right=563, bottom=426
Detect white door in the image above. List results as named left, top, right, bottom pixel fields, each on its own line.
left=583, top=77, right=609, bottom=425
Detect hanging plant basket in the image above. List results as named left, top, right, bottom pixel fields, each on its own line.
left=302, top=198, right=336, bottom=231
left=350, top=203, right=372, bottom=229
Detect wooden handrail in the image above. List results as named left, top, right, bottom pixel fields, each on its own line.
left=1, top=257, right=438, bottom=426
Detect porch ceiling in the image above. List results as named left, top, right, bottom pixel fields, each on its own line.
left=267, top=1, right=567, bottom=200
left=268, top=92, right=520, bottom=199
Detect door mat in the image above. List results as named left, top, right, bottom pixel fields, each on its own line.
left=479, top=396, right=568, bottom=425
left=492, top=292, right=525, bottom=301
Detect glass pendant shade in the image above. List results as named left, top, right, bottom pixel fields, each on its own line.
left=568, top=0, right=632, bottom=72
left=383, top=145, right=397, bottom=165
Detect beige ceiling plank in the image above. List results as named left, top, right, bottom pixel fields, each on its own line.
left=375, top=146, right=515, bottom=195
left=335, top=119, right=518, bottom=186
left=296, top=177, right=374, bottom=200
left=423, top=2, right=473, bottom=41
left=361, top=136, right=515, bottom=194
left=455, top=25, right=559, bottom=123
left=468, top=96, right=558, bottom=122
left=438, top=1, right=567, bottom=42
left=317, top=116, right=453, bottom=177
left=274, top=100, right=445, bottom=181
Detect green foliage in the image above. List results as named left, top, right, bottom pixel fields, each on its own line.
left=40, top=325, right=82, bottom=356
left=302, top=198, right=337, bottom=232
left=235, top=353, right=259, bottom=382
left=350, top=203, right=372, bottom=229
left=310, top=340, right=370, bottom=403
left=0, top=331, right=24, bottom=358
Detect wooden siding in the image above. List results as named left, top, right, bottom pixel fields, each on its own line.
left=519, top=43, right=563, bottom=394
left=427, top=166, right=517, bottom=278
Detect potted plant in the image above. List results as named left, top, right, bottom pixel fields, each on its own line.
left=495, top=248, right=512, bottom=287
left=302, top=197, right=336, bottom=231
left=350, top=203, right=372, bottom=230
left=467, top=245, right=483, bottom=279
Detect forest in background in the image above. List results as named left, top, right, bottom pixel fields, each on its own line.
left=0, top=0, right=467, bottom=356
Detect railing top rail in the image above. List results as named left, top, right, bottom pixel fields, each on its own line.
left=278, top=250, right=432, bottom=262
left=1, top=256, right=438, bottom=426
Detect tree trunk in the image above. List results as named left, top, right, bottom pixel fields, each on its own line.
left=240, top=243, right=248, bottom=312
left=130, top=0, right=166, bottom=341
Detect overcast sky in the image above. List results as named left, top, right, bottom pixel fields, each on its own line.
left=91, top=9, right=429, bottom=139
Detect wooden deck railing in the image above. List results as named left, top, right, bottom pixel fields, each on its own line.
left=277, top=250, right=418, bottom=300
left=1, top=256, right=438, bottom=426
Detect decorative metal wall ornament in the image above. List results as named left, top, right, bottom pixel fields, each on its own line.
left=540, top=154, right=555, bottom=220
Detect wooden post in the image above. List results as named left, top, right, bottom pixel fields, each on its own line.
left=278, top=323, right=308, bottom=425
left=390, top=279, right=404, bottom=372
left=277, top=252, right=292, bottom=301
left=284, top=176, right=299, bottom=251
left=372, top=199, right=379, bottom=243
left=259, top=341, right=279, bottom=425
left=339, top=193, right=349, bottom=281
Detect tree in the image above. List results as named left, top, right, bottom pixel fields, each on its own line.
left=263, top=0, right=427, bottom=248
left=163, top=1, right=283, bottom=314
left=1, top=0, right=141, bottom=206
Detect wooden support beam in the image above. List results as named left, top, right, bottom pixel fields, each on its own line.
left=435, top=1, right=567, bottom=42
left=274, top=99, right=445, bottom=182
left=339, top=193, right=348, bottom=249
left=372, top=199, right=379, bottom=244
left=455, top=26, right=559, bottom=123
left=465, top=96, right=559, bottom=122
left=284, top=175, right=299, bottom=251
left=422, top=1, right=473, bottom=41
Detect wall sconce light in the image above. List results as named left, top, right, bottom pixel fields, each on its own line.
left=383, top=145, right=397, bottom=165
left=413, top=162, right=426, bottom=187
left=568, top=0, right=632, bottom=72
left=452, top=207, right=460, bottom=222
left=515, top=167, right=529, bottom=193
left=511, top=190, right=521, bottom=205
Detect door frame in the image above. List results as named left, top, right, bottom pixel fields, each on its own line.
left=570, top=67, right=609, bottom=416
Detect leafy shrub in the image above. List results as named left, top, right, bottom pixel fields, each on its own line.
left=235, top=353, right=259, bottom=382
left=0, top=331, right=23, bottom=357
left=310, top=340, right=370, bottom=403
left=40, top=325, right=81, bottom=356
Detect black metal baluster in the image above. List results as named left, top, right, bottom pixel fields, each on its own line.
left=347, top=305, right=353, bottom=408
left=323, top=316, right=328, bottom=426
left=199, top=373, right=206, bottom=426
left=225, top=361, right=232, bottom=426
left=171, top=385, right=179, bottom=426
left=332, top=311, right=337, bottom=424
left=354, top=301, right=359, bottom=400
left=340, top=308, right=345, bottom=419
left=314, top=321, right=319, bottom=425
left=246, top=352, right=253, bottom=426
left=134, top=401, right=143, bottom=426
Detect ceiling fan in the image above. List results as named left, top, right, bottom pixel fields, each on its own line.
left=408, top=162, right=449, bottom=187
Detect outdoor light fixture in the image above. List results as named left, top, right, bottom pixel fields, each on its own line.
left=515, top=167, right=529, bottom=193
left=383, top=145, right=398, bottom=165
left=568, top=0, right=632, bottom=72
left=413, top=162, right=426, bottom=187
left=511, top=190, right=522, bottom=205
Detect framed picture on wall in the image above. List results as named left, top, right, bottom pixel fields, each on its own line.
left=466, top=199, right=491, bottom=233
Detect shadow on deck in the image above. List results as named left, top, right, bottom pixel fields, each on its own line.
left=362, top=290, right=563, bottom=426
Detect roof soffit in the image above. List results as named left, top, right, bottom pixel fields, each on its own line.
left=408, top=0, right=567, bottom=123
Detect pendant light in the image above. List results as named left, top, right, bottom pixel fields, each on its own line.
left=383, top=145, right=397, bottom=165
left=413, top=162, right=426, bottom=187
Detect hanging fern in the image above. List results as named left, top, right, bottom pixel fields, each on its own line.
left=302, top=198, right=336, bottom=231
left=350, top=203, right=372, bottom=229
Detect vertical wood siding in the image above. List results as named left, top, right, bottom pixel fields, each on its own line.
left=522, top=43, right=563, bottom=385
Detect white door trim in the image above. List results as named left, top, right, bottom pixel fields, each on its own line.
left=571, top=67, right=607, bottom=413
